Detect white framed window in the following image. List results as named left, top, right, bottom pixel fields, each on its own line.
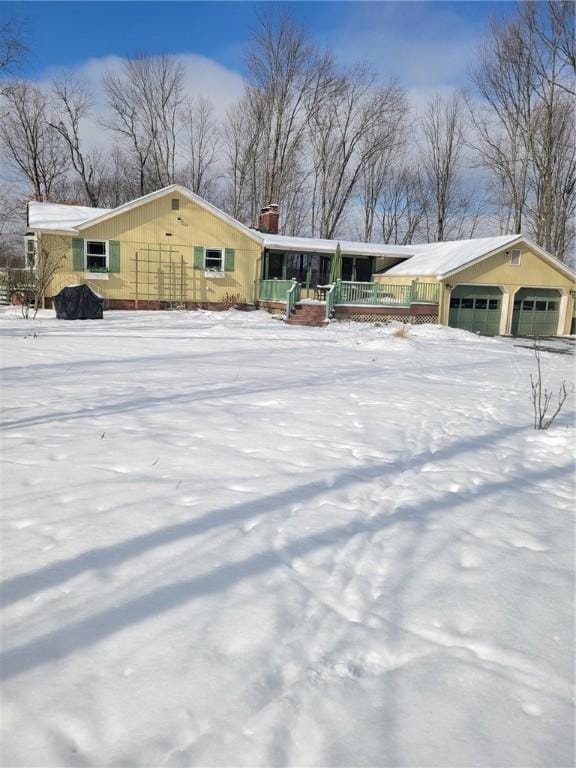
left=509, top=248, right=521, bottom=266
left=85, top=240, right=108, bottom=271
left=24, top=236, right=37, bottom=268
left=204, top=247, right=224, bottom=275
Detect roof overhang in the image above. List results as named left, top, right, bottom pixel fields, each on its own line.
left=438, top=235, right=576, bottom=281
left=263, top=238, right=410, bottom=259
left=27, top=227, right=80, bottom=236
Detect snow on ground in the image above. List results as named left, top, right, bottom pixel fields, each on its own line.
left=1, top=308, right=574, bottom=768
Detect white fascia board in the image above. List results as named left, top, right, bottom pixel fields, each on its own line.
left=28, top=227, right=80, bottom=236
left=75, top=184, right=264, bottom=246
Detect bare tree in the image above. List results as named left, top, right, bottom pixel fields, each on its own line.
left=243, top=10, right=333, bottom=221
left=522, top=1, right=575, bottom=97
left=103, top=54, right=185, bottom=194
left=0, top=18, right=26, bottom=88
left=181, top=95, right=219, bottom=200
left=0, top=184, right=25, bottom=268
left=358, top=83, right=409, bottom=241
left=377, top=165, right=425, bottom=245
left=0, top=82, right=69, bottom=200
left=222, top=99, right=263, bottom=224
left=310, top=71, right=407, bottom=239
left=469, top=2, right=575, bottom=261
left=468, top=17, right=533, bottom=235
left=50, top=76, right=107, bottom=206
left=419, top=92, right=472, bottom=241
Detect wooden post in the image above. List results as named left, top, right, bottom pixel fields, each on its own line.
left=180, top=255, right=184, bottom=306
left=135, top=251, right=139, bottom=310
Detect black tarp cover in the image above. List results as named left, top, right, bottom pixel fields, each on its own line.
left=54, top=284, right=104, bottom=320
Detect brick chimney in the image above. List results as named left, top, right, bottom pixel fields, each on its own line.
left=258, top=204, right=279, bottom=234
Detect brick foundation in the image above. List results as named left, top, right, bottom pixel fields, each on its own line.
left=45, top=297, right=252, bottom=312
left=258, top=300, right=286, bottom=316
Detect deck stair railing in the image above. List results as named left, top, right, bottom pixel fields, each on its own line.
left=325, top=283, right=337, bottom=320
left=285, top=280, right=301, bottom=319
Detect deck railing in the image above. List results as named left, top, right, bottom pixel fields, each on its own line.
left=336, top=281, right=412, bottom=305
left=258, top=278, right=440, bottom=312
left=259, top=278, right=299, bottom=302
left=336, top=280, right=439, bottom=306
left=411, top=281, right=440, bottom=304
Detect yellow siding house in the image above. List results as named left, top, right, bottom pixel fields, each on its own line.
left=26, top=185, right=575, bottom=335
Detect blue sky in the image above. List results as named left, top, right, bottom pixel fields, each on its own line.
left=5, top=1, right=515, bottom=89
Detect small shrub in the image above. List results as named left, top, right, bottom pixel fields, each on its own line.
left=393, top=324, right=411, bottom=339
left=530, top=343, right=569, bottom=429
left=221, top=292, right=241, bottom=310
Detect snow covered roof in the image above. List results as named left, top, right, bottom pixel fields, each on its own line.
left=383, top=235, right=525, bottom=277
left=262, top=233, right=410, bottom=259
left=27, top=185, right=263, bottom=243
left=28, top=201, right=111, bottom=232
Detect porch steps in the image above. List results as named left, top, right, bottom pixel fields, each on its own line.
left=285, top=303, right=328, bottom=328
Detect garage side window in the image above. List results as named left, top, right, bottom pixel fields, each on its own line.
left=86, top=240, right=108, bottom=271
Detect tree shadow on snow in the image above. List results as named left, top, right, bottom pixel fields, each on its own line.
left=1, top=436, right=571, bottom=682
left=1, top=422, right=528, bottom=609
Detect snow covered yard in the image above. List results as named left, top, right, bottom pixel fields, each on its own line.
left=1, top=308, right=574, bottom=768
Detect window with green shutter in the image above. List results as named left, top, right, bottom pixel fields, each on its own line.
left=224, top=248, right=235, bottom=272
left=194, top=246, right=204, bottom=269
left=72, top=238, right=85, bottom=271
left=108, top=241, right=121, bottom=273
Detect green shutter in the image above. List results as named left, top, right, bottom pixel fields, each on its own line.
left=108, top=241, right=120, bottom=273
left=72, top=238, right=84, bottom=271
left=224, top=248, right=235, bottom=272
left=194, top=246, right=204, bottom=269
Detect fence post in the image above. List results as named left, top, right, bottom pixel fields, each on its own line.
left=410, top=279, right=417, bottom=304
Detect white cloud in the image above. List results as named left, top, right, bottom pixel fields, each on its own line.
left=32, top=52, right=246, bottom=153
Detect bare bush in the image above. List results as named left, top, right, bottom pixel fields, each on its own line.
left=392, top=324, right=411, bottom=339
left=9, top=238, right=67, bottom=318
left=530, top=343, right=569, bottom=429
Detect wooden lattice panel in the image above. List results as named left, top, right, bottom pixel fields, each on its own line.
left=333, top=312, right=438, bottom=324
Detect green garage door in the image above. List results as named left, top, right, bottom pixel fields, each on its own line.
left=511, top=288, right=560, bottom=336
left=449, top=285, right=502, bottom=336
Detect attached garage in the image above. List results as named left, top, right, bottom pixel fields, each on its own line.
left=511, top=288, right=560, bottom=336
left=448, top=285, right=502, bottom=336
